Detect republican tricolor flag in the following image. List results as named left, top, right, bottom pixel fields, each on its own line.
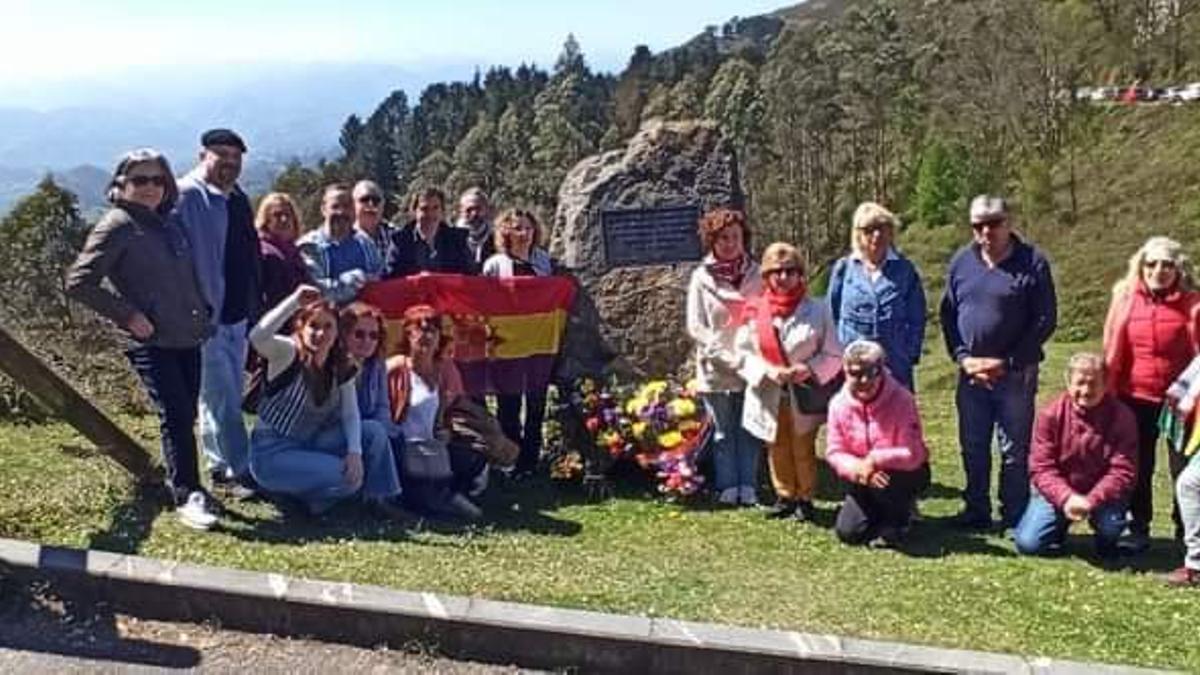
left=360, top=274, right=577, bottom=395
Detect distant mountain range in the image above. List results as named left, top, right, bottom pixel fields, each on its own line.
left=0, top=60, right=474, bottom=213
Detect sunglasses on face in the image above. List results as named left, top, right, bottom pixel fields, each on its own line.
left=846, top=364, right=882, bottom=381
left=409, top=320, right=440, bottom=334
left=357, top=195, right=382, bottom=206
left=127, top=174, right=168, bottom=187
left=857, top=222, right=890, bottom=235
left=766, top=267, right=802, bottom=278
left=353, top=329, right=380, bottom=341
left=1144, top=259, right=1177, bottom=270
left=971, top=218, right=1006, bottom=231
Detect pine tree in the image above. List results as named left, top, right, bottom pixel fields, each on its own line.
left=530, top=103, right=594, bottom=209
left=448, top=116, right=501, bottom=197
left=0, top=176, right=87, bottom=324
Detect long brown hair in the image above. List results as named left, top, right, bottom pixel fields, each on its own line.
left=396, top=304, right=452, bottom=359
left=292, top=300, right=356, bottom=403
left=339, top=302, right=387, bottom=361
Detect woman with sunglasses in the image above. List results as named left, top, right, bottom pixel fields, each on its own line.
left=385, top=305, right=483, bottom=520
left=247, top=285, right=405, bottom=520
left=827, top=202, right=926, bottom=392
left=825, top=340, right=930, bottom=548
left=482, top=208, right=554, bottom=477
left=66, top=148, right=220, bottom=530
left=1102, top=236, right=1200, bottom=553
left=735, top=242, right=842, bottom=522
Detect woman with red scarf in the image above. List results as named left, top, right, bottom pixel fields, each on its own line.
left=735, top=243, right=843, bottom=521
left=686, top=208, right=764, bottom=506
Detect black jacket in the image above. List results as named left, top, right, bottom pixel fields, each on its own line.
left=385, top=221, right=472, bottom=278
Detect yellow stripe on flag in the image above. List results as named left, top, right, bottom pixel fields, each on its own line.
left=490, top=310, right=568, bottom=359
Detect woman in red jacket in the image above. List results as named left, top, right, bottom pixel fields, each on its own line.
left=1102, top=236, right=1200, bottom=552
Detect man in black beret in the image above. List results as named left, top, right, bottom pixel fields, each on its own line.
left=174, top=128, right=261, bottom=503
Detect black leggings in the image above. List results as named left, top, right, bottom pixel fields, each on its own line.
left=1123, top=397, right=1186, bottom=540
left=835, top=464, right=931, bottom=545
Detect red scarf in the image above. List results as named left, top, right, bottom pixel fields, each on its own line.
left=754, top=283, right=806, bottom=367
left=707, top=254, right=745, bottom=288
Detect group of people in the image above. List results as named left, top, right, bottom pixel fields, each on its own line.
left=65, top=129, right=554, bottom=531
left=60, top=127, right=1200, bottom=588
left=687, top=198, right=1200, bottom=587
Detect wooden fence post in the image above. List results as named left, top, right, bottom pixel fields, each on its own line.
left=0, top=323, right=160, bottom=482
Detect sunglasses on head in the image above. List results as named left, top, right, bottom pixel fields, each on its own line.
left=127, top=174, right=168, bottom=187
left=357, top=194, right=382, bottom=206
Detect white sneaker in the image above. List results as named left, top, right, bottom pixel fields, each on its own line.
left=176, top=491, right=218, bottom=531
left=738, top=485, right=759, bottom=506
left=718, top=487, right=739, bottom=505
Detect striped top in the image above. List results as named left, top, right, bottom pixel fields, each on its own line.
left=258, top=361, right=344, bottom=440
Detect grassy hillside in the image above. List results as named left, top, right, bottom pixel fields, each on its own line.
left=903, top=105, right=1200, bottom=342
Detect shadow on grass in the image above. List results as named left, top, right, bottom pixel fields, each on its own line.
left=86, top=480, right=168, bottom=555
left=0, top=572, right=200, bottom=668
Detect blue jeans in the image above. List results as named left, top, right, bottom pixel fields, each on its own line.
left=1013, top=491, right=1126, bottom=556
left=250, top=419, right=399, bottom=514
left=702, top=391, right=760, bottom=492
left=127, top=345, right=202, bottom=505
left=955, top=365, right=1038, bottom=525
left=199, top=321, right=250, bottom=478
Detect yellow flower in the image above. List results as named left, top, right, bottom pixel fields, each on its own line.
left=669, top=398, right=697, bottom=418
left=641, top=381, right=669, bottom=398
left=631, top=421, right=649, bottom=439
left=625, top=396, right=648, bottom=415
left=678, top=420, right=701, bottom=433
left=658, top=430, right=684, bottom=449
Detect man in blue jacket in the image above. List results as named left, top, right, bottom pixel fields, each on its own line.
left=175, top=128, right=261, bottom=499
left=940, top=195, right=1057, bottom=530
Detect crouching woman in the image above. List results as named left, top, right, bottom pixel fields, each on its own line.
left=248, top=285, right=404, bottom=519
left=386, top=305, right=484, bottom=520
left=826, top=340, right=930, bottom=548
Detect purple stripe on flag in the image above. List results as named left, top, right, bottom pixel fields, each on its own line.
left=457, top=355, right=556, bottom=395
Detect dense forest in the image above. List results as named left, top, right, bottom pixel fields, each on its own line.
left=270, top=0, right=1200, bottom=268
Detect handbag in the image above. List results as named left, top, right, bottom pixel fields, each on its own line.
left=402, top=439, right=454, bottom=481
left=790, top=372, right=844, bottom=416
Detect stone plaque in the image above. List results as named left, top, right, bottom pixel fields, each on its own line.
left=601, top=204, right=702, bottom=267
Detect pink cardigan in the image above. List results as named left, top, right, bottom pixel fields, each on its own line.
left=825, top=374, right=929, bottom=481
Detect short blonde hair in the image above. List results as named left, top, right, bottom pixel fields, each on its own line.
left=760, top=242, right=804, bottom=274
left=1112, top=236, right=1194, bottom=298
left=254, top=192, right=302, bottom=235
left=850, top=202, right=898, bottom=255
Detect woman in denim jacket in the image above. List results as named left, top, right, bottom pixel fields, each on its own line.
left=827, top=202, right=926, bottom=392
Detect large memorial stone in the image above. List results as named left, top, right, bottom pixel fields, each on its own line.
left=549, top=119, right=742, bottom=377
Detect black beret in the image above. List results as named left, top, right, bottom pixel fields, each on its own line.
left=200, top=128, right=247, bottom=153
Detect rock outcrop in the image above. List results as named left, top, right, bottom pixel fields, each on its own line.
left=549, top=119, right=742, bottom=377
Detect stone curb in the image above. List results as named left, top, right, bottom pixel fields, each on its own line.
left=0, top=538, right=1174, bottom=674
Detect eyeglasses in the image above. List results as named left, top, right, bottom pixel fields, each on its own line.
left=357, top=195, right=382, bottom=206
left=126, top=174, right=168, bottom=187
left=1144, top=259, right=1177, bottom=269
left=766, top=267, right=802, bottom=278
left=353, top=329, right=380, bottom=341
left=846, top=364, right=882, bottom=381
left=971, top=218, right=1006, bottom=231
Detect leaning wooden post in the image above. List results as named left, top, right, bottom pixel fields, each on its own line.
left=0, top=323, right=160, bottom=482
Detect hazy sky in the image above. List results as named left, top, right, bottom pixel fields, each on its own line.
left=1, top=0, right=786, bottom=86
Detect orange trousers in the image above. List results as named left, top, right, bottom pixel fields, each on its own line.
left=767, top=401, right=818, bottom=501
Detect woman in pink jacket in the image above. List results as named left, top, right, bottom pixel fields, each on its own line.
left=826, top=340, right=930, bottom=548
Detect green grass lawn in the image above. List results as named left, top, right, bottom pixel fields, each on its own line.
left=1, top=340, right=1196, bottom=671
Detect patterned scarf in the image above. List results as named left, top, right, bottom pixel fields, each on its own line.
left=706, top=254, right=745, bottom=288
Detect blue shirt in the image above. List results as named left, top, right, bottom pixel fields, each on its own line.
left=939, top=236, right=1057, bottom=369
left=174, top=171, right=230, bottom=324
left=297, top=226, right=384, bottom=305
left=827, top=249, right=926, bottom=384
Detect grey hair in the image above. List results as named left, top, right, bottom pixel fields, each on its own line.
left=1065, top=352, right=1105, bottom=380
left=843, top=339, right=887, bottom=367
left=459, top=186, right=489, bottom=205
left=107, top=148, right=179, bottom=216
left=353, top=179, right=382, bottom=198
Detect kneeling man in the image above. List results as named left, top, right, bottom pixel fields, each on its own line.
left=1013, top=353, right=1136, bottom=559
